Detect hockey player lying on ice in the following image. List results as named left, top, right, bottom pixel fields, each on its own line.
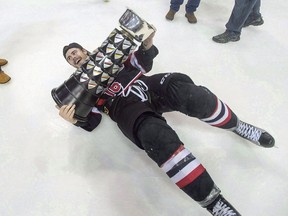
left=56, top=31, right=274, bottom=216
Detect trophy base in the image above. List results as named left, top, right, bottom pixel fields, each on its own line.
left=51, top=74, right=99, bottom=122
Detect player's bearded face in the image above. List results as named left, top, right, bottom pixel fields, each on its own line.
left=65, top=48, right=88, bottom=69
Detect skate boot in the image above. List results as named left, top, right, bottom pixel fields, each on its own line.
left=233, top=120, right=275, bottom=148
left=206, top=195, right=241, bottom=216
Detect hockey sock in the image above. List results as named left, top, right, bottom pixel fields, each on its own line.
left=201, top=97, right=238, bottom=130
left=160, top=145, right=217, bottom=202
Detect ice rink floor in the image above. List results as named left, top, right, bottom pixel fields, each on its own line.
left=0, top=0, right=288, bottom=215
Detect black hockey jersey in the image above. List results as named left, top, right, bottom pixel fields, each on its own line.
left=75, top=44, right=159, bottom=131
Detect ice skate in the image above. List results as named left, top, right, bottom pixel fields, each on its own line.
left=207, top=195, right=241, bottom=216
left=234, top=120, right=275, bottom=148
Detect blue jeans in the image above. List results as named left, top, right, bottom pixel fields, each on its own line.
left=226, top=0, right=262, bottom=33
left=170, top=0, right=201, bottom=13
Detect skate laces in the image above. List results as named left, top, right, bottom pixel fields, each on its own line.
left=212, top=199, right=237, bottom=216
left=235, top=121, right=262, bottom=142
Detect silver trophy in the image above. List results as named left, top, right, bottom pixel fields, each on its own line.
left=52, top=9, right=155, bottom=120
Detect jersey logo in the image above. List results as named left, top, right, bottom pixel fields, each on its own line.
left=122, top=80, right=149, bottom=102
left=105, top=82, right=123, bottom=97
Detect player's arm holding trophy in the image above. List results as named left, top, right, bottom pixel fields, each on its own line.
left=52, top=9, right=156, bottom=130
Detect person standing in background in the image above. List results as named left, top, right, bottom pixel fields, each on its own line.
left=0, top=58, right=11, bottom=84
left=212, top=0, right=264, bottom=43
left=165, top=0, right=200, bottom=23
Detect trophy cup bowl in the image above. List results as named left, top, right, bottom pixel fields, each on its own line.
left=119, top=9, right=156, bottom=42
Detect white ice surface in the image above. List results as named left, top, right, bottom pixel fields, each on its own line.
left=0, top=0, right=288, bottom=215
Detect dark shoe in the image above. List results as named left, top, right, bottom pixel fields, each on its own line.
left=234, top=120, right=275, bottom=148
left=212, top=31, right=240, bottom=43
left=207, top=195, right=241, bottom=216
left=165, top=9, right=176, bottom=21
left=0, top=58, right=8, bottom=66
left=243, top=16, right=264, bottom=27
left=185, top=12, right=197, bottom=23
left=0, top=71, right=11, bottom=84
